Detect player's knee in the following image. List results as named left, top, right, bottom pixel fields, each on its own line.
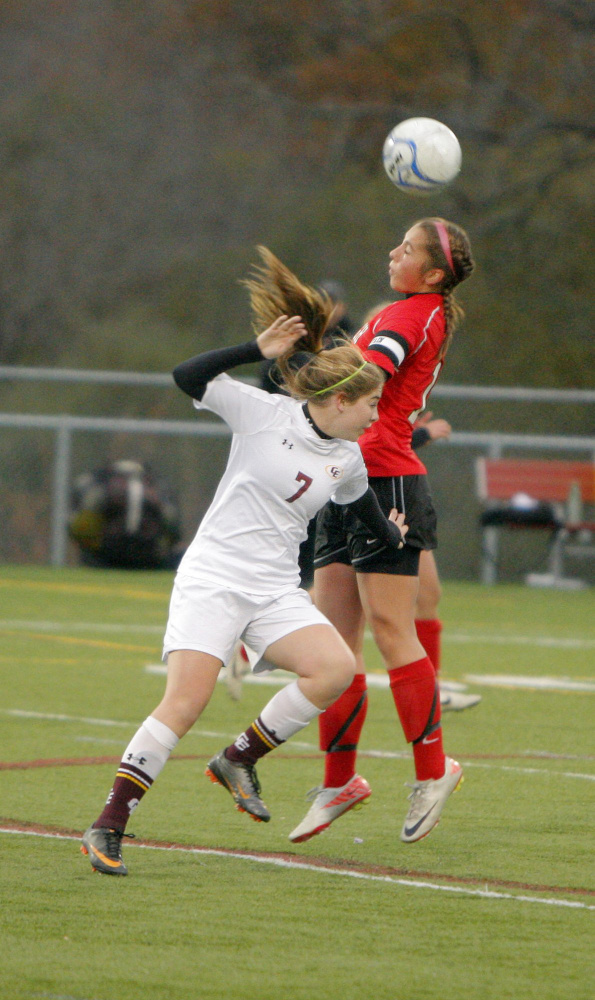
left=157, top=698, right=200, bottom=737
left=368, top=613, right=411, bottom=660
left=416, top=579, right=442, bottom=618
left=324, top=647, right=356, bottom=700
left=338, top=647, right=357, bottom=690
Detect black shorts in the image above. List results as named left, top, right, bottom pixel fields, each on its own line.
left=314, top=475, right=438, bottom=577
left=298, top=517, right=317, bottom=591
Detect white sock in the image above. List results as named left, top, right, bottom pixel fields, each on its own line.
left=259, top=681, right=322, bottom=742
left=120, top=715, right=179, bottom=782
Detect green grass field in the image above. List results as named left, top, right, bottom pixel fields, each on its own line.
left=0, top=564, right=593, bottom=1000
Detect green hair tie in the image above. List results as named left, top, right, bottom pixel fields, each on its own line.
left=311, top=361, right=368, bottom=396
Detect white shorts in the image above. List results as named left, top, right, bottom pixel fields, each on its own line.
left=162, top=574, right=332, bottom=668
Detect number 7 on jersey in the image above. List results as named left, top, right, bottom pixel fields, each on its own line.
left=285, top=471, right=313, bottom=503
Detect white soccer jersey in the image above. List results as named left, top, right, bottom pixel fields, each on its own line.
left=176, top=374, right=368, bottom=596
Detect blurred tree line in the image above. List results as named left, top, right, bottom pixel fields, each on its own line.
left=0, top=0, right=592, bottom=390
left=0, top=0, right=593, bottom=572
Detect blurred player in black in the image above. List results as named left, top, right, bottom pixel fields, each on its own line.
left=68, top=460, right=183, bottom=570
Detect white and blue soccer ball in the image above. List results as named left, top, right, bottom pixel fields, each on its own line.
left=382, top=117, right=462, bottom=195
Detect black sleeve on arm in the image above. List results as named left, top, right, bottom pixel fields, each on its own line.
left=172, top=340, right=263, bottom=400
left=344, top=487, right=404, bottom=550
left=412, top=426, right=431, bottom=451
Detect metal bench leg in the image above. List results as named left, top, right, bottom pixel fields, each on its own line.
left=527, top=527, right=588, bottom=590
left=547, top=528, right=566, bottom=581
left=481, top=526, right=499, bottom=585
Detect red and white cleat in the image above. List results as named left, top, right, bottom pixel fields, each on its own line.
left=288, top=774, right=371, bottom=843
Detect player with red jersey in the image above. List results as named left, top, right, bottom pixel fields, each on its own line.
left=355, top=295, right=446, bottom=476
left=289, top=217, right=475, bottom=845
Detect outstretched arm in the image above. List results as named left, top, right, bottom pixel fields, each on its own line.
left=173, top=315, right=306, bottom=400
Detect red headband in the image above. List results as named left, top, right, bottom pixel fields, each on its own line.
left=434, top=221, right=455, bottom=275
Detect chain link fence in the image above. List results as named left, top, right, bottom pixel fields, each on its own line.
left=1, top=368, right=594, bottom=584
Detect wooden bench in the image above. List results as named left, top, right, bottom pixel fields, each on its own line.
left=475, top=458, right=595, bottom=586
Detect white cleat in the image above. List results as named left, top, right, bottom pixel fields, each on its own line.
left=438, top=680, right=468, bottom=693
left=400, top=756, right=463, bottom=843
left=288, top=774, right=371, bottom=843
left=440, top=688, right=482, bottom=712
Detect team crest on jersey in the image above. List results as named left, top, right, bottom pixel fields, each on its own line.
left=325, top=465, right=344, bottom=480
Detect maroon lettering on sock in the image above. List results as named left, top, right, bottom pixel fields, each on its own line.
left=94, top=768, right=152, bottom=832
left=224, top=717, right=283, bottom=766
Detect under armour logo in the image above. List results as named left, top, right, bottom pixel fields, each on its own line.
left=282, top=439, right=294, bottom=449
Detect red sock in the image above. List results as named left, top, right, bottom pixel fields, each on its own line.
left=320, top=674, right=368, bottom=788
left=388, top=657, right=444, bottom=781
left=415, top=618, right=442, bottom=675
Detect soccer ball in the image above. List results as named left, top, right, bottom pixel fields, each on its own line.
left=382, top=117, right=462, bottom=195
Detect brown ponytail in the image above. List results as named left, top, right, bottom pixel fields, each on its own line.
left=244, top=247, right=384, bottom=403
left=243, top=246, right=334, bottom=354
left=415, top=218, right=475, bottom=358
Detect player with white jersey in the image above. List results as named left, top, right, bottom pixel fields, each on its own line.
left=175, top=375, right=370, bottom=600
left=81, top=247, right=407, bottom=876
left=290, top=217, right=476, bottom=846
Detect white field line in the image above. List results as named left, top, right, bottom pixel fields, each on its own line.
left=6, top=618, right=593, bottom=692
left=465, top=674, right=595, bottom=693
left=0, top=826, right=592, bottom=912
left=0, top=708, right=227, bottom=740
left=363, top=753, right=595, bottom=782
left=3, top=709, right=139, bottom=729
left=0, top=707, right=360, bottom=754
left=0, top=619, right=164, bottom=634
left=1, top=619, right=594, bottom=650
left=2, top=708, right=594, bottom=780
left=150, top=664, right=595, bottom=696
left=443, top=632, right=595, bottom=650
left=459, top=762, right=595, bottom=782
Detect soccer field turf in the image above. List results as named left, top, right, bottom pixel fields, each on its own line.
left=0, top=565, right=593, bottom=1000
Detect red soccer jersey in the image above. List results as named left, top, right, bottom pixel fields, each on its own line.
left=354, top=294, right=446, bottom=476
